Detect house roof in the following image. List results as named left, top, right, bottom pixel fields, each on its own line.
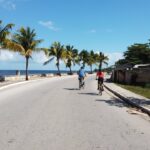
left=114, top=64, right=133, bottom=70
left=133, top=64, right=150, bottom=68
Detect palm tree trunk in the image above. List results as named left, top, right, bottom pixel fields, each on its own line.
left=99, top=52, right=103, bottom=71
left=82, top=62, right=85, bottom=68
left=56, top=59, right=61, bottom=76
left=25, top=57, right=29, bottom=80
left=69, top=67, right=72, bottom=74
left=90, top=65, right=93, bottom=74
left=99, top=61, right=102, bottom=71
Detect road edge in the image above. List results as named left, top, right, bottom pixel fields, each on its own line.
left=104, top=83, right=150, bottom=116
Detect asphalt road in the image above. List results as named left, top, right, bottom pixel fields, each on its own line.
left=0, top=75, right=150, bottom=150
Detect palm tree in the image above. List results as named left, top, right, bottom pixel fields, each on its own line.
left=44, top=42, right=66, bottom=75
left=97, top=52, right=109, bottom=70
left=79, top=49, right=89, bottom=68
left=87, top=50, right=97, bottom=73
left=0, top=20, right=14, bottom=48
left=65, top=45, right=79, bottom=74
left=7, top=27, right=42, bottom=80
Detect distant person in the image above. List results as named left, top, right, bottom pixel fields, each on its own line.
left=78, top=67, right=86, bottom=89
left=78, top=67, right=86, bottom=79
left=16, top=70, right=20, bottom=76
left=96, top=69, right=104, bottom=90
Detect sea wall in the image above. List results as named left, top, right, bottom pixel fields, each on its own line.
left=0, top=73, right=77, bottom=82
left=1, top=74, right=55, bottom=82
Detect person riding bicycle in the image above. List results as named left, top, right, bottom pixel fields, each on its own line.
left=78, top=67, right=86, bottom=86
left=96, top=69, right=104, bottom=90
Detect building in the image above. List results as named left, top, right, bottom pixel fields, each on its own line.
left=111, top=64, right=150, bottom=85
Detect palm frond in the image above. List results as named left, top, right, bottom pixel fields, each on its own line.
left=43, top=57, right=54, bottom=65
left=4, top=39, right=24, bottom=52
left=103, top=61, right=108, bottom=65
left=25, top=49, right=32, bottom=57
left=0, top=23, right=14, bottom=35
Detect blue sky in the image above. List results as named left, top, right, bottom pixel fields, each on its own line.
left=0, top=0, right=150, bottom=70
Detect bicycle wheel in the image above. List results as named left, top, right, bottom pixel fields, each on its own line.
left=82, top=81, right=85, bottom=89
left=99, top=86, right=102, bottom=95
left=98, top=82, right=102, bottom=95
left=79, top=80, right=81, bottom=89
left=79, top=78, right=83, bottom=90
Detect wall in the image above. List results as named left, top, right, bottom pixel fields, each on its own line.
left=111, top=68, right=150, bottom=85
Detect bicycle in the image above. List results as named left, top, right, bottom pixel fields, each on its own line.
left=98, top=81, right=103, bottom=95
left=79, top=77, right=85, bottom=90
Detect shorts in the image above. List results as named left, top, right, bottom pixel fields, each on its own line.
left=98, top=77, right=104, bottom=84
left=78, top=76, right=84, bottom=80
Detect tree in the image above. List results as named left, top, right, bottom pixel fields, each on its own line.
left=65, top=45, right=79, bottom=74
left=79, top=50, right=89, bottom=68
left=96, top=52, right=109, bottom=70
left=8, top=27, right=42, bottom=80
left=115, top=59, right=128, bottom=66
left=0, top=20, right=14, bottom=48
left=44, top=42, right=66, bottom=75
left=115, top=42, right=150, bottom=66
left=124, top=43, right=150, bottom=65
left=87, top=50, right=97, bottom=73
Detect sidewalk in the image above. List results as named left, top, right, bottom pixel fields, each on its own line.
left=104, top=82, right=150, bottom=116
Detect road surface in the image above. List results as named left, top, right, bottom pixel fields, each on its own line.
left=0, top=75, right=150, bottom=150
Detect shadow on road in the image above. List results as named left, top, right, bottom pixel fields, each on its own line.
left=127, top=97, right=150, bottom=106
left=78, top=92, right=98, bottom=96
left=64, top=88, right=79, bottom=91
left=95, top=98, right=128, bottom=108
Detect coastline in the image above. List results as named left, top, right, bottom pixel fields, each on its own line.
left=0, top=73, right=73, bottom=88
left=0, top=70, right=78, bottom=76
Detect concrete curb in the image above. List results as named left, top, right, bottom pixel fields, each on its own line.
left=104, top=83, right=150, bottom=116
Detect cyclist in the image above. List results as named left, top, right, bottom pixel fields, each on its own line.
left=96, top=69, right=104, bottom=90
left=78, top=67, right=86, bottom=88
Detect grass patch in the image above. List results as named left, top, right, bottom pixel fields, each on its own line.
left=116, top=84, right=150, bottom=99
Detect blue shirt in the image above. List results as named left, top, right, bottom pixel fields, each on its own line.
left=78, top=69, right=85, bottom=77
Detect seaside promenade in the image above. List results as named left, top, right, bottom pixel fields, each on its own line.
left=0, top=73, right=56, bottom=88
left=0, top=75, right=150, bottom=150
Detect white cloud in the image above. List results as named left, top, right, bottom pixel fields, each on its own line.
left=0, top=50, right=123, bottom=69
left=0, top=50, right=14, bottom=61
left=0, top=50, right=50, bottom=64
left=105, top=52, right=123, bottom=66
left=39, top=20, right=60, bottom=31
left=0, top=49, right=24, bottom=61
left=0, top=0, right=16, bottom=10
left=32, top=51, right=48, bottom=64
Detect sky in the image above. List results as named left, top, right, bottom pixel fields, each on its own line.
left=0, top=0, right=150, bottom=70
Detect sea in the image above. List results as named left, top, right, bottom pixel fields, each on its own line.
left=0, top=70, right=75, bottom=76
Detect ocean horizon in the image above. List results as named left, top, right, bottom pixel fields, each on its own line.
left=0, top=70, right=77, bottom=76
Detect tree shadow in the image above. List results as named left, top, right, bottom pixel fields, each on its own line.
left=95, top=97, right=128, bottom=108
left=127, top=97, right=150, bottom=106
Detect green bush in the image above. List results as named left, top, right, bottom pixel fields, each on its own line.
left=145, top=83, right=150, bottom=88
